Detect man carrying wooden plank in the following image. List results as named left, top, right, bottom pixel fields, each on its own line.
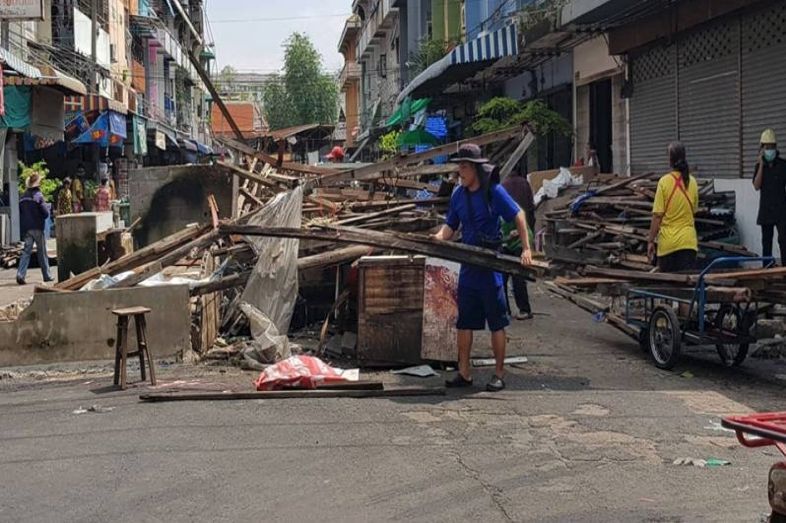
left=432, top=144, right=532, bottom=392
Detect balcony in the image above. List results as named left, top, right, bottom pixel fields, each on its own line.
left=339, top=61, right=362, bottom=89
left=356, top=0, right=397, bottom=59
left=338, top=15, right=362, bottom=57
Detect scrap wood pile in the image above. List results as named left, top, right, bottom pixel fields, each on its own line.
left=0, top=243, right=22, bottom=269
left=539, top=172, right=786, bottom=338
left=48, top=125, right=543, bottom=366
left=543, top=171, right=753, bottom=272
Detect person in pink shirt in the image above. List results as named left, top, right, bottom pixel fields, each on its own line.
left=94, top=178, right=112, bottom=212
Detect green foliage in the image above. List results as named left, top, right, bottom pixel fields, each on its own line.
left=18, top=161, right=60, bottom=201
left=471, top=97, right=572, bottom=138
left=518, top=0, right=568, bottom=34
left=263, top=33, right=339, bottom=130
left=410, top=38, right=453, bottom=76
left=378, top=130, right=401, bottom=159
left=218, top=65, right=237, bottom=87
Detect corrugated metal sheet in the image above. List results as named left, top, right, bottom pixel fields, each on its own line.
left=741, top=1, right=786, bottom=177
left=630, top=45, right=677, bottom=174
left=677, top=19, right=740, bottom=179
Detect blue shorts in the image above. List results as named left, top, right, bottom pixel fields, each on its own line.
left=456, top=285, right=510, bottom=332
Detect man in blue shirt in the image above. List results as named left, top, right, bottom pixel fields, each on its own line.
left=16, top=173, right=53, bottom=285
left=432, top=143, right=532, bottom=391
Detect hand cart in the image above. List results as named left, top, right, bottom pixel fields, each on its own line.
left=722, top=413, right=786, bottom=522
left=625, top=256, right=774, bottom=369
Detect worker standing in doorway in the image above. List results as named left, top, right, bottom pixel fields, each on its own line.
left=432, top=144, right=532, bottom=392
left=501, top=167, right=535, bottom=320
left=753, top=129, right=786, bottom=265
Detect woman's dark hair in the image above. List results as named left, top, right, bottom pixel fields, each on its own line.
left=668, top=141, right=690, bottom=187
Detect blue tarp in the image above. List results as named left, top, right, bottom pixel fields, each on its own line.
left=73, top=111, right=127, bottom=147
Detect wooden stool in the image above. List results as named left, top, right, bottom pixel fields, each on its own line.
left=112, top=306, right=156, bottom=390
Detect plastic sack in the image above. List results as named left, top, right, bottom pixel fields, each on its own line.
left=239, top=302, right=291, bottom=365
left=254, top=355, right=359, bottom=391
left=533, top=167, right=584, bottom=207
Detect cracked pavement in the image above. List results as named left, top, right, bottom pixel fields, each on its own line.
left=2, top=284, right=786, bottom=521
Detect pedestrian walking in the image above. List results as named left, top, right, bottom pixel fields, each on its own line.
left=94, top=178, right=111, bottom=212
left=431, top=143, right=532, bottom=392
left=753, top=129, right=786, bottom=265
left=501, top=167, right=535, bottom=320
left=16, top=173, right=53, bottom=285
left=647, top=142, right=699, bottom=272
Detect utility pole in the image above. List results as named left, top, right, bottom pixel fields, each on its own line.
left=91, top=0, right=98, bottom=93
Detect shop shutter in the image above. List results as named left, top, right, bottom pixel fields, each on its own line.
left=741, top=2, right=786, bottom=178
left=630, top=44, right=677, bottom=175
left=677, top=19, right=740, bottom=179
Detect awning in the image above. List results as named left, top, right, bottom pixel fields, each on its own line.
left=396, top=24, right=519, bottom=104
left=72, top=110, right=127, bottom=147
left=4, top=66, right=87, bottom=96
left=0, top=47, right=41, bottom=79
left=561, top=0, right=670, bottom=29
left=386, top=97, right=430, bottom=127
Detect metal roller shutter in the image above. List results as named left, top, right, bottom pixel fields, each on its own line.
left=630, top=45, right=677, bottom=175
left=677, top=20, right=740, bottom=179
left=741, top=1, right=786, bottom=178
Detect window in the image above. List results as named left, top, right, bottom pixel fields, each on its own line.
left=380, top=54, right=387, bottom=78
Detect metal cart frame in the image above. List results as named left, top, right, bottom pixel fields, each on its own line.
left=624, top=256, right=774, bottom=369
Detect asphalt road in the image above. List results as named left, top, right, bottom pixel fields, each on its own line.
left=2, top=284, right=786, bottom=522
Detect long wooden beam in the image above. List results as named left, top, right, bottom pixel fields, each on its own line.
left=318, top=126, right=527, bottom=185
left=219, top=224, right=539, bottom=276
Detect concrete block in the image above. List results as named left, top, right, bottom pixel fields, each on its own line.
left=56, top=214, right=97, bottom=282
left=129, top=164, right=234, bottom=247
left=0, top=285, right=191, bottom=367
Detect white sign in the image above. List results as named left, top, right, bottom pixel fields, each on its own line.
left=0, top=0, right=44, bottom=20
left=155, top=130, right=166, bottom=151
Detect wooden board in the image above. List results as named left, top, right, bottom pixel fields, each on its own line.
left=421, top=258, right=460, bottom=362
left=528, top=165, right=600, bottom=194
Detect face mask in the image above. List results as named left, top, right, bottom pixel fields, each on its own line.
left=764, top=149, right=777, bottom=162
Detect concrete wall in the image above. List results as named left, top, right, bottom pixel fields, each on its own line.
left=714, top=178, right=769, bottom=258
left=0, top=285, right=191, bottom=367
left=128, top=164, right=234, bottom=247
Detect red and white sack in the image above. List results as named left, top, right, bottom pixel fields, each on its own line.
left=254, top=355, right=359, bottom=391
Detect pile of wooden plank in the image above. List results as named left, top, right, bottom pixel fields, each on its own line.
left=543, top=172, right=754, bottom=270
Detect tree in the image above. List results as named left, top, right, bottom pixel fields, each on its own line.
left=263, top=33, right=339, bottom=130
left=471, top=97, right=572, bottom=137
left=218, top=65, right=237, bottom=90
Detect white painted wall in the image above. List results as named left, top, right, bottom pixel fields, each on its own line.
left=714, top=178, right=771, bottom=258
left=573, top=36, right=620, bottom=84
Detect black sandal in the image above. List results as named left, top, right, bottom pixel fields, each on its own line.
left=445, top=373, right=473, bottom=388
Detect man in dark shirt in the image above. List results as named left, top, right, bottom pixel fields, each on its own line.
left=753, top=129, right=786, bottom=265
left=17, top=173, right=52, bottom=285
left=432, top=144, right=532, bottom=392
left=501, top=168, right=535, bottom=319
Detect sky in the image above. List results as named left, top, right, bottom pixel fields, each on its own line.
left=204, top=0, right=351, bottom=75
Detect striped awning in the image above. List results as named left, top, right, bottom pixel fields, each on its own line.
left=396, top=24, right=519, bottom=104
left=449, top=24, right=518, bottom=65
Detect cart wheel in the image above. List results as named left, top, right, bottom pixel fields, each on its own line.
left=715, top=305, right=750, bottom=367
left=648, top=306, right=682, bottom=369
left=638, top=326, right=650, bottom=353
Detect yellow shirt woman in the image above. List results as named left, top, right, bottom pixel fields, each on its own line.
left=652, top=170, right=699, bottom=257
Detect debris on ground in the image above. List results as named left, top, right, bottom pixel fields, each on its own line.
left=253, top=355, right=359, bottom=390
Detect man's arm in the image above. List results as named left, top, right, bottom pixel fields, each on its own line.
left=432, top=224, right=455, bottom=241
left=647, top=213, right=663, bottom=261
left=754, top=151, right=765, bottom=191
left=36, top=193, right=50, bottom=220
left=514, top=210, right=532, bottom=265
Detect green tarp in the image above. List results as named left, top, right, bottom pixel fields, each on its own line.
left=0, top=86, right=31, bottom=130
